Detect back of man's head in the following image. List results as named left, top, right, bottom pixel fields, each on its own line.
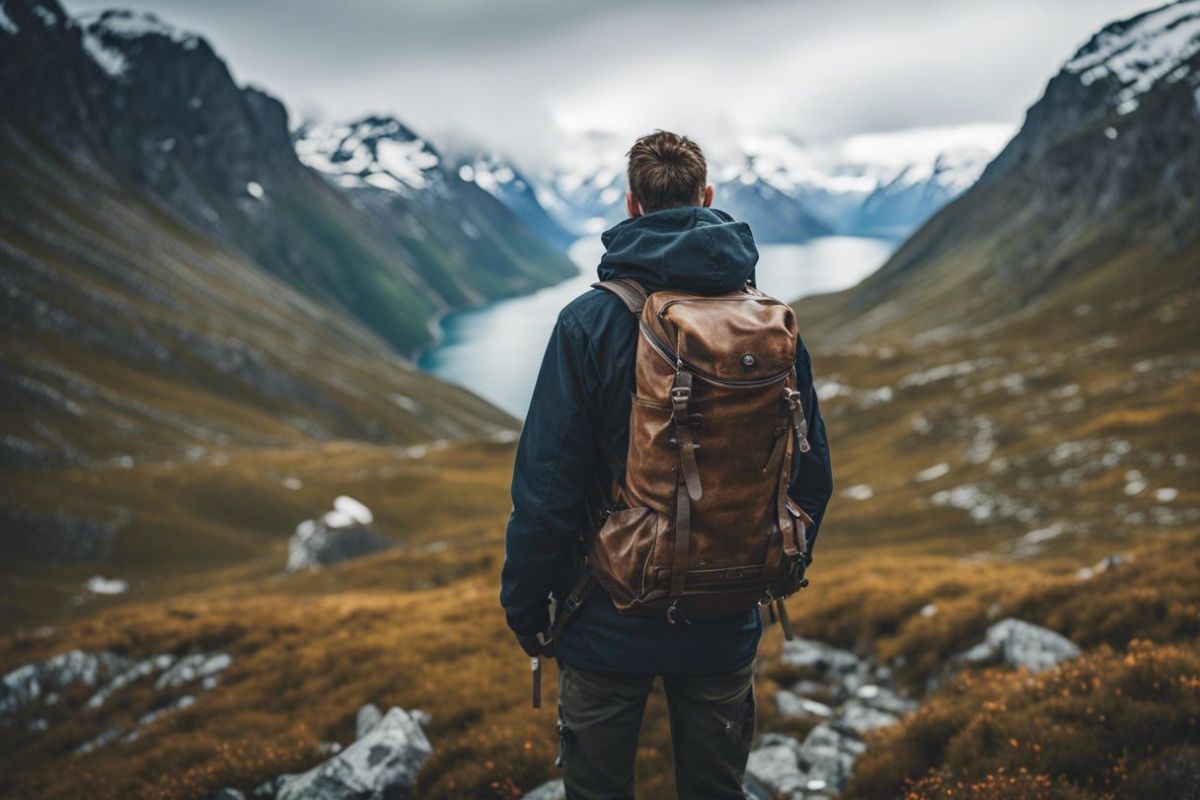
left=626, top=130, right=709, bottom=215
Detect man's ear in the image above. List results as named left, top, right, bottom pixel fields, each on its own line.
left=702, top=185, right=714, bottom=208
left=626, top=190, right=642, bottom=218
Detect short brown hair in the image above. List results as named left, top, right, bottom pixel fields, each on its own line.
left=626, top=130, right=707, bottom=214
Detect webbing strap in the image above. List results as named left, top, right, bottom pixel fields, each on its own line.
left=592, top=278, right=649, bottom=314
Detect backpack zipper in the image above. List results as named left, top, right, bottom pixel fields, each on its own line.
left=639, top=321, right=791, bottom=389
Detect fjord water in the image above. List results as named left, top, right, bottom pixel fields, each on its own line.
left=418, top=235, right=896, bottom=416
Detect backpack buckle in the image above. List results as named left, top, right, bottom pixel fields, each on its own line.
left=670, top=386, right=692, bottom=404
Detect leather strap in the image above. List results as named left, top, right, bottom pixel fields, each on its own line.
left=671, top=475, right=691, bottom=597
left=669, top=370, right=703, bottom=598
left=592, top=278, right=649, bottom=314
left=671, top=371, right=703, bottom=503
left=775, top=597, right=795, bottom=641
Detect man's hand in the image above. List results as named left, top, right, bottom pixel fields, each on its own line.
left=516, top=627, right=555, bottom=659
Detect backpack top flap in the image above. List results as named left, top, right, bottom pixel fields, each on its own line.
left=643, top=290, right=797, bottom=383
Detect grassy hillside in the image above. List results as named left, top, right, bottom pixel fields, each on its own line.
left=1, top=245, right=1195, bottom=796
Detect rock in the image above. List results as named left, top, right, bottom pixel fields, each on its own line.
left=138, top=694, right=195, bottom=726
left=852, top=684, right=918, bottom=717
left=779, top=638, right=861, bottom=676
left=1076, top=553, right=1130, bottom=580
left=205, top=790, right=246, bottom=800
left=796, top=722, right=865, bottom=793
left=87, top=654, right=175, bottom=708
left=253, top=777, right=284, bottom=799
left=837, top=700, right=900, bottom=734
left=356, top=703, right=383, bottom=738
left=520, top=778, right=565, bottom=800
left=156, top=652, right=232, bottom=689
left=285, top=515, right=391, bottom=572
left=962, top=618, right=1080, bottom=673
left=2, top=649, right=133, bottom=721
left=745, top=735, right=807, bottom=799
left=271, top=708, right=431, bottom=800
left=74, top=726, right=124, bottom=755
left=774, top=689, right=833, bottom=718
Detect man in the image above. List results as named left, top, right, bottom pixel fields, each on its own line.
left=501, top=130, right=834, bottom=799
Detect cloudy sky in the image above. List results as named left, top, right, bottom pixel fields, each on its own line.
left=66, top=0, right=1152, bottom=166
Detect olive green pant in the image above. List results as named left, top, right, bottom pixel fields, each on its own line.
left=556, top=659, right=756, bottom=800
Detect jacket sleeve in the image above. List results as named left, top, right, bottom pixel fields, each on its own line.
left=788, top=335, right=834, bottom=557
left=500, top=308, right=600, bottom=636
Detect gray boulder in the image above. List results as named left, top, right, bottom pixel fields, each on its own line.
left=852, top=684, right=917, bottom=717
left=962, top=618, right=1080, bottom=673
left=157, top=651, right=232, bottom=689
left=356, top=703, right=383, bottom=738
left=780, top=639, right=861, bottom=676
left=745, top=734, right=807, bottom=799
left=271, top=708, right=431, bottom=800
left=286, top=518, right=390, bottom=572
left=796, top=722, right=866, bottom=793
left=520, top=778, right=565, bottom=800
left=773, top=689, right=833, bottom=718
left=205, top=790, right=246, bottom=800
left=837, top=700, right=900, bottom=735
left=2, top=649, right=133, bottom=721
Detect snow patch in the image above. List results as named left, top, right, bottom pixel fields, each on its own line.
left=245, top=181, right=265, bottom=199
left=81, top=30, right=129, bottom=78
left=915, top=463, right=951, bottom=482
left=843, top=484, right=874, bottom=501
left=85, top=576, right=128, bottom=595
left=328, top=495, right=374, bottom=526
left=0, top=3, right=19, bottom=34
left=1066, top=2, right=1200, bottom=111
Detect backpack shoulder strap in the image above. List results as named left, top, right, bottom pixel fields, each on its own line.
left=592, top=278, right=648, bottom=314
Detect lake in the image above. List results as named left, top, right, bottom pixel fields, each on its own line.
left=418, top=235, right=897, bottom=417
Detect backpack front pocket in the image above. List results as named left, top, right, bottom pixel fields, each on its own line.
left=589, top=505, right=666, bottom=612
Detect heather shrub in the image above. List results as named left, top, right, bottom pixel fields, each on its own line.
left=845, top=641, right=1200, bottom=800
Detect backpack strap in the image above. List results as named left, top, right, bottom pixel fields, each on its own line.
left=592, top=278, right=649, bottom=314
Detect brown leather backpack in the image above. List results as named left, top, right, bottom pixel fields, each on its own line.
left=585, top=277, right=814, bottom=635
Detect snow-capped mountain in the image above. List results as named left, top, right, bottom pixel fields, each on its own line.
left=0, top=0, right=573, bottom=354
left=295, top=116, right=444, bottom=195
left=453, top=151, right=576, bottom=250
left=522, top=125, right=1012, bottom=243
left=799, top=0, right=1200, bottom=342
left=292, top=114, right=575, bottom=308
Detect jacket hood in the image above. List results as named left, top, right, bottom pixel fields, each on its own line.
left=597, top=206, right=758, bottom=294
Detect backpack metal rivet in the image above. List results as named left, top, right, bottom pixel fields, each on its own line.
left=741, top=353, right=756, bottom=367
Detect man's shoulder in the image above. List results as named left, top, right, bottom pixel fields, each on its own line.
left=559, top=286, right=632, bottom=333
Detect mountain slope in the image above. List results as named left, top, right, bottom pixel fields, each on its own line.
left=453, top=151, right=578, bottom=251
left=796, top=0, right=1200, bottom=342
left=0, top=2, right=573, bottom=354
left=292, top=117, right=576, bottom=309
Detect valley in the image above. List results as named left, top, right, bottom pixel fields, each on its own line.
left=1, top=0, right=1199, bottom=798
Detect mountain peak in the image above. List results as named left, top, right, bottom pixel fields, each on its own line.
left=295, top=116, right=443, bottom=194
left=1064, top=0, right=1200, bottom=114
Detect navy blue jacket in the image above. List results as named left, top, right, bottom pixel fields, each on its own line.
left=500, top=206, right=834, bottom=675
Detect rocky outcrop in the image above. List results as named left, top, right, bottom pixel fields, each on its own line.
left=2, top=647, right=231, bottom=751
left=285, top=497, right=390, bottom=572
left=745, top=638, right=916, bottom=799
left=958, top=618, right=1081, bottom=673
left=1, top=649, right=132, bottom=721
left=255, top=706, right=431, bottom=800
left=520, top=778, right=566, bottom=800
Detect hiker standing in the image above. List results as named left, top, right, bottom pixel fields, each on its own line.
left=501, top=130, right=834, bottom=800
